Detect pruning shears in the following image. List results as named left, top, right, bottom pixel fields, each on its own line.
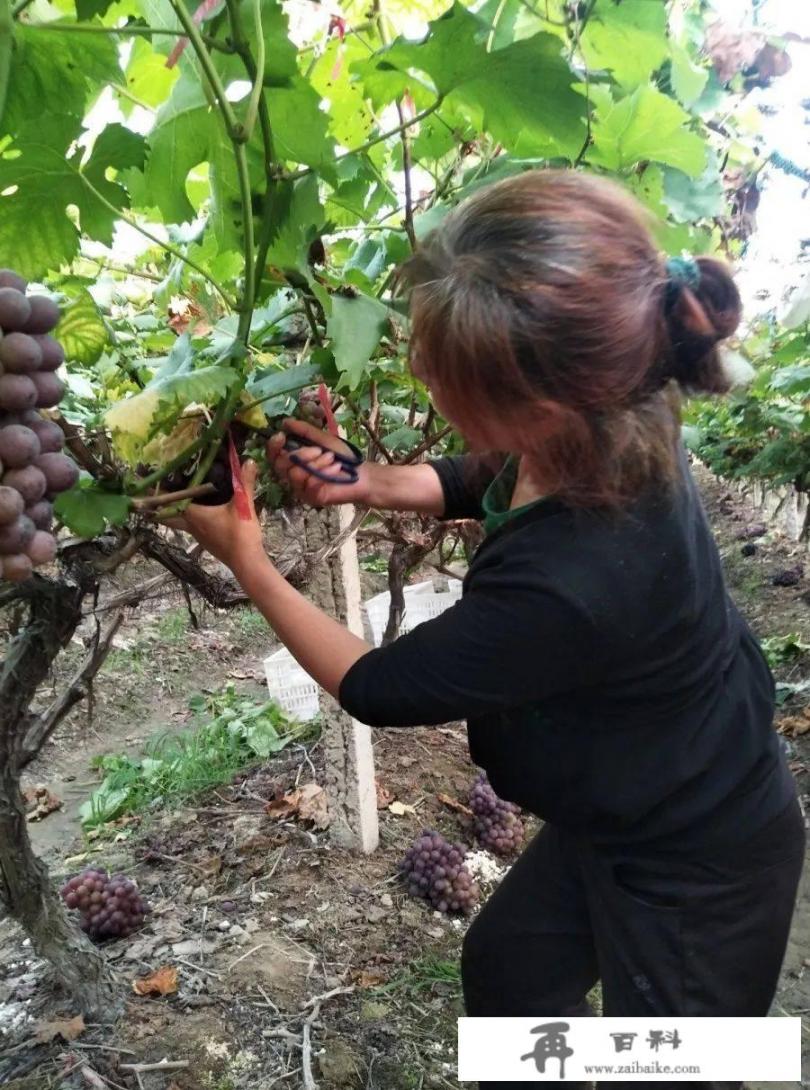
left=247, top=425, right=364, bottom=485
left=247, top=383, right=364, bottom=486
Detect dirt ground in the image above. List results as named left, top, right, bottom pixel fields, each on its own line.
left=1, top=469, right=809, bottom=1089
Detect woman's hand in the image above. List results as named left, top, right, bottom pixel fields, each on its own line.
left=162, top=460, right=267, bottom=578
left=267, top=419, right=377, bottom=508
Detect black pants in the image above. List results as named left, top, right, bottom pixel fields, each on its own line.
left=462, top=800, right=805, bottom=1090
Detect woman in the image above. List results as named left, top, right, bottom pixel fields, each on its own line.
left=170, top=172, right=804, bottom=1088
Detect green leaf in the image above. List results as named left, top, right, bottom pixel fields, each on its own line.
left=54, top=481, right=130, bottom=539
left=247, top=362, right=322, bottom=402
left=55, top=289, right=109, bottom=365
left=589, top=86, right=707, bottom=177
left=2, top=24, right=119, bottom=136
left=119, top=37, right=179, bottom=116
left=264, top=175, right=325, bottom=275
left=327, top=293, right=390, bottom=389
left=309, top=36, right=375, bottom=151
left=265, top=77, right=336, bottom=178
left=0, top=115, right=141, bottom=278
left=139, top=74, right=242, bottom=248
left=77, top=0, right=118, bottom=18
left=669, top=43, right=709, bottom=109
left=663, top=160, right=725, bottom=223
left=353, top=3, right=585, bottom=159
left=580, top=0, right=668, bottom=89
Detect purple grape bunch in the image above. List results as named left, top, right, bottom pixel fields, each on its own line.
left=60, top=867, right=150, bottom=942
left=0, top=268, right=78, bottom=583
left=469, top=772, right=525, bottom=858
left=400, top=829, right=480, bottom=915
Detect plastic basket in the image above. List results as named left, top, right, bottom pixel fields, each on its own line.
left=363, top=578, right=463, bottom=646
left=264, top=647, right=320, bottom=721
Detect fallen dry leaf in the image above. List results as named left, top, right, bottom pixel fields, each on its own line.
left=23, top=785, right=63, bottom=822
left=297, top=783, right=329, bottom=829
left=264, top=789, right=301, bottom=819
left=34, top=1014, right=85, bottom=1044
left=777, top=708, right=810, bottom=738
left=132, top=965, right=179, bottom=997
left=199, top=854, right=223, bottom=878
left=352, top=968, right=386, bottom=988
left=388, top=801, right=416, bottom=817
left=375, top=782, right=394, bottom=809
left=437, top=792, right=474, bottom=818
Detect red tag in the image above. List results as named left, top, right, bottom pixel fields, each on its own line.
left=227, top=431, right=252, bottom=521
left=318, top=382, right=339, bottom=437
left=328, top=15, right=346, bottom=41
left=166, top=0, right=223, bottom=68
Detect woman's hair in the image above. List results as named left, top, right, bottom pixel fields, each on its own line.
left=402, top=170, right=741, bottom=507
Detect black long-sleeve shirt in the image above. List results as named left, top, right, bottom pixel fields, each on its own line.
left=339, top=452, right=795, bottom=850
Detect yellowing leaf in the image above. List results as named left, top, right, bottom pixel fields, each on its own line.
left=55, top=289, right=108, bottom=366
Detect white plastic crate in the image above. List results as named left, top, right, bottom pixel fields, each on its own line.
left=264, top=646, right=320, bottom=721
left=363, top=578, right=463, bottom=646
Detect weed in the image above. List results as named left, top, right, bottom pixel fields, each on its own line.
left=376, top=956, right=462, bottom=997
left=360, top=552, right=389, bottom=574
left=231, top=608, right=268, bottom=639
left=155, top=607, right=190, bottom=643
left=80, top=685, right=317, bottom=829
left=761, top=632, right=810, bottom=669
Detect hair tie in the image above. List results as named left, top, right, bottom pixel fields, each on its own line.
left=664, top=255, right=701, bottom=312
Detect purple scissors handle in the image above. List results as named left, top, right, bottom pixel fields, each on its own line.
left=283, top=434, right=364, bottom=485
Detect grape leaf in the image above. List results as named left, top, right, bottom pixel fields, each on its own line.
left=139, top=75, right=241, bottom=246
left=54, top=481, right=130, bottom=539
left=580, top=0, right=668, bottom=89
left=265, top=77, right=336, bottom=179
left=589, top=86, right=706, bottom=177
left=1, top=25, right=119, bottom=137
left=56, top=289, right=109, bottom=366
left=670, top=42, right=709, bottom=109
left=247, top=362, right=322, bottom=403
left=327, top=293, right=390, bottom=389
left=263, top=175, right=325, bottom=276
left=105, top=336, right=240, bottom=463
left=663, top=161, right=725, bottom=223
left=310, top=37, right=376, bottom=150
left=0, top=116, right=144, bottom=278
left=353, top=3, right=585, bottom=159
left=118, top=37, right=180, bottom=117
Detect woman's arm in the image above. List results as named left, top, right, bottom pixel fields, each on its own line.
left=234, top=547, right=370, bottom=698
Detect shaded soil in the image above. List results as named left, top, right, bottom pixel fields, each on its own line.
left=1, top=470, right=808, bottom=1089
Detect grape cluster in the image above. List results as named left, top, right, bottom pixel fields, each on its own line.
left=469, top=773, right=525, bottom=858
left=60, top=867, right=149, bottom=942
left=298, top=388, right=327, bottom=429
left=400, top=830, right=480, bottom=915
left=0, top=269, right=77, bottom=583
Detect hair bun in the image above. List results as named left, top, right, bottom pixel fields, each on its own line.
left=663, top=255, right=742, bottom=393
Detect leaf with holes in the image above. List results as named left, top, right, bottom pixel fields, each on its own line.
left=55, top=290, right=109, bottom=366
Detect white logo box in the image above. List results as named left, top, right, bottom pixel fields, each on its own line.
left=457, top=1016, right=801, bottom=1082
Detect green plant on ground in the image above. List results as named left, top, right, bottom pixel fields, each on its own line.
left=375, top=955, right=462, bottom=997
left=360, top=553, right=390, bottom=575
left=231, top=607, right=269, bottom=639
left=760, top=633, right=810, bottom=670
left=155, top=607, right=191, bottom=643
left=80, top=684, right=314, bottom=828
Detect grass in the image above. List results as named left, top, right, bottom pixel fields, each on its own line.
left=231, top=607, right=268, bottom=639
left=80, top=684, right=317, bottom=829
left=376, top=956, right=462, bottom=998
left=155, top=606, right=191, bottom=643
left=360, top=552, right=389, bottom=574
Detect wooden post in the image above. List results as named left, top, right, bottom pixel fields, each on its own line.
left=303, top=506, right=379, bottom=853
